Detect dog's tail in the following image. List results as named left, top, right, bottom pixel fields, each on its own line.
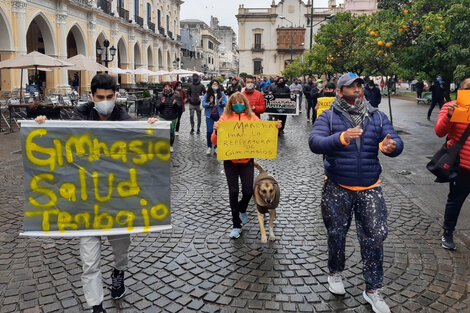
left=254, top=161, right=266, bottom=173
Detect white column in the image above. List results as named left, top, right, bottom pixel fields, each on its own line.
left=129, top=33, right=135, bottom=84
left=112, top=0, right=118, bottom=16
left=143, top=2, right=148, bottom=29
left=129, top=0, right=135, bottom=23
left=111, top=27, right=119, bottom=68
left=12, top=0, right=28, bottom=90
left=87, top=18, right=97, bottom=93
left=57, top=12, right=69, bottom=90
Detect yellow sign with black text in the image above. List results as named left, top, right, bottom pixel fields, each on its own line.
left=217, top=121, right=278, bottom=160
left=316, top=97, right=335, bottom=118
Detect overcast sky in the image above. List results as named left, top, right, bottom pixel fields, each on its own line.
left=180, top=0, right=344, bottom=36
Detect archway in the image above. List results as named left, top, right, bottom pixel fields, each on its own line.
left=158, top=49, right=163, bottom=69
left=117, top=37, right=128, bottom=84
left=134, top=42, right=142, bottom=81
left=0, top=7, right=14, bottom=91
left=26, top=12, right=57, bottom=93
left=95, top=32, right=107, bottom=64
left=66, top=24, right=87, bottom=91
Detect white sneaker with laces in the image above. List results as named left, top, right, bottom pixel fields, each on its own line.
left=206, top=147, right=212, bottom=155
left=213, top=147, right=217, bottom=155
left=363, top=290, right=391, bottom=313
left=170, top=146, right=174, bottom=152
left=327, top=273, right=345, bottom=295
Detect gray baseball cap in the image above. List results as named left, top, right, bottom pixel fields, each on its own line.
left=337, top=73, right=364, bottom=89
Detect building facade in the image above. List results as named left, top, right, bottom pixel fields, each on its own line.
left=210, top=16, right=238, bottom=78
left=180, top=19, right=220, bottom=76
left=0, top=0, right=182, bottom=93
left=237, top=0, right=377, bottom=77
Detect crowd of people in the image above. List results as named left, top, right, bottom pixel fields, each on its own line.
left=31, top=72, right=470, bottom=313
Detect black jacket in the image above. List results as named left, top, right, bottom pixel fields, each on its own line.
left=226, top=83, right=242, bottom=96
left=72, top=101, right=132, bottom=121
left=363, top=86, right=382, bottom=108
left=187, top=82, right=206, bottom=105
left=270, top=84, right=291, bottom=97
left=157, top=93, right=179, bottom=120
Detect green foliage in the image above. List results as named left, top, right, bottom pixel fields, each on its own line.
left=143, top=90, right=151, bottom=98
left=239, top=72, right=248, bottom=79
left=286, top=0, right=470, bottom=87
left=213, top=76, right=224, bottom=84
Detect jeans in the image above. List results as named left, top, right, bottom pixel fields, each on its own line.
left=175, top=110, right=183, bottom=132
left=224, top=160, right=254, bottom=229
left=205, top=116, right=219, bottom=148
left=80, top=234, right=130, bottom=306
left=189, top=104, right=201, bottom=131
left=443, top=168, right=470, bottom=232
left=321, top=179, right=388, bottom=290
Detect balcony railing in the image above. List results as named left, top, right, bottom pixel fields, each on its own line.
left=135, top=15, right=143, bottom=27
left=167, top=31, right=173, bottom=40
left=118, top=8, right=129, bottom=21
left=97, top=0, right=111, bottom=14
left=70, top=0, right=93, bottom=7
left=158, top=27, right=165, bottom=36
left=148, top=21, right=155, bottom=32
left=252, top=44, right=264, bottom=52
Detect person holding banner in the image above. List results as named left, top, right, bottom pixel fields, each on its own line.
left=435, top=76, right=470, bottom=250
left=35, top=73, right=159, bottom=313
left=157, top=82, right=180, bottom=152
left=202, top=80, right=227, bottom=155
left=309, top=73, right=403, bottom=313
left=270, top=77, right=291, bottom=135
left=211, top=92, right=281, bottom=238
left=315, top=82, right=336, bottom=120
left=243, top=75, right=266, bottom=118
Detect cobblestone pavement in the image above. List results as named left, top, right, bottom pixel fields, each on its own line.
left=0, top=98, right=469, bottom=313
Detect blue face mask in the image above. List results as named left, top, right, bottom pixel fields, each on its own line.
left=193, top=78, right=199, bottom=83
left=232, top=103, right=245, bottom=113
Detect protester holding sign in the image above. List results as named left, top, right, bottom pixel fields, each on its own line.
left=212, top=92, right=281, bottom=239
left=270, top=77, right=291, bottom=135
left=202, top=80, right=227, bottom=155
left=34, top=73, right=162, bottom=313
left=434, top=76, right=470, bottom=250
left=315, top=82, right=336, bottom=120
left=157, top=82, right=180, bottom=152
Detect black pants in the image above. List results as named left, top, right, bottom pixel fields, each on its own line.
left=306, top=98, right=316, bottom=122
left=175, top=110, right=183, bottom=132
left=224, top=160, right=254, bottom=229
left=427, top=98, right=444, bottom=118
left=274, top=115, right=287, bottom=131
left=417, top=91, right=422, bottom=98
left=444, top=168, right=470, bottom=232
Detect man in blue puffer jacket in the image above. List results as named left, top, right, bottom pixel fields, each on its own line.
left=309, top=73, right=403, bottom=313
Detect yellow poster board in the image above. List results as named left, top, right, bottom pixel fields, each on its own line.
left=217, top=121, right=278, bottom=160
left=451, top=90, right=470, bottom=123
left=316, top=97, right=335, bottom=118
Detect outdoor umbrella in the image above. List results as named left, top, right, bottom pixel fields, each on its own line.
left=132, top=67, right=156, bottom=75
left=0, top=51, right=74, bottom=100
left=108, top=66, right=131, bottom=74
left=150, top=70, right=171, bottom=76
left=66, top=54, right=109, bottom=94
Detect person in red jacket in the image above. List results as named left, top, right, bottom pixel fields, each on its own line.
left=212, top=92, right=281, bottom=238
left=242, top=75, right=266, bottom=118
left=435, top=76, right=470, bottom=250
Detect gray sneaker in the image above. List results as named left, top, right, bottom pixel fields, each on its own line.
left=363, top=290, right=391, bottom=313
left=327, top=273, right=345, bottom=295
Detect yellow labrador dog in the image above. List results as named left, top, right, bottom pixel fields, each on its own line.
left=253, top=161, right=280, bottom=243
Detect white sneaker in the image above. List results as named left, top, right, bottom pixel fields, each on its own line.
left=206, top=147, right=212, bottom=155
left=170, top=146, right=174, bottom=152
left=213, top=147, right=217, bottom=155
left=327, top=273, right=345, bottom=295
left=363, top=290, right=391, bottom=313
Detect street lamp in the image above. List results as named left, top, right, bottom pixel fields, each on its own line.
left=309, top=14, right=335, bottom=50
left=96, top=39, right=116, bottom=68
left=280, top=16, right=294, bottom=63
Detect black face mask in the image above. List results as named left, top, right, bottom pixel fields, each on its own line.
left=278, top=81, right=285, bottom=87
left=342, top=94, right=360, bottom=104
left=308, top=81, right=313, bottom=85
left=323, top=91, right=336, bottom=97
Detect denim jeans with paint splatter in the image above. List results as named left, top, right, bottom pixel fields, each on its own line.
left=321, top=179, right=388, bottom=291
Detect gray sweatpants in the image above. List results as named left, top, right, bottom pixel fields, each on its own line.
left=80, top=234, right=130, bottom=306
left=189, top=104, right=202, bottom=131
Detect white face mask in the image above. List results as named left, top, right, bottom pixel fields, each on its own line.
left=246, top=83, right=254, bottom=90
left=212, top=86, right=219, bottom=91
left=90, top=94, right=116, bottom=115
left=317, top=84, right=323, bottom=89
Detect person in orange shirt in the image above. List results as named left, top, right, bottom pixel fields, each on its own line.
left=212, top=92, right=281, bottom=238
left=242, top=75, right=266, bottom=118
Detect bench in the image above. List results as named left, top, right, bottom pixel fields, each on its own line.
left=417, top=93, right=432, bottom=105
